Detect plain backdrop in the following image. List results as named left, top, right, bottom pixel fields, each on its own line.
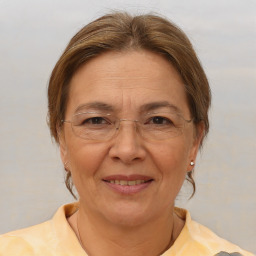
left=0, top=0, right=255, bottom=254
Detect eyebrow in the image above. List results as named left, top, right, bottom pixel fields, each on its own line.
left=75, top=102, right=115, bottom=113
left=74, top=101, right=182, bottom=115
left=140, top=101, right=182, bottom=114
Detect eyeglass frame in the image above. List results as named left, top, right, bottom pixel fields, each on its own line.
left=61, top=111, right=193, bottom=141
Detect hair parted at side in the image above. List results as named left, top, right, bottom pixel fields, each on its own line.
left=48, top=11, right=211, bottom=199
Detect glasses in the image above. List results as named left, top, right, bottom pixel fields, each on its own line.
left=61, top=111, right=193, bottom=141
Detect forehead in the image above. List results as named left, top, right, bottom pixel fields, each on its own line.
left=67, top=50, right=189, bottom=116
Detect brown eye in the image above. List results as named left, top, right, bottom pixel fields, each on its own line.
left=78, top=117, right=110, bottom=127
left=150, top=116, right=173, bottom=125
left=87, top=117, right=107, bottom=124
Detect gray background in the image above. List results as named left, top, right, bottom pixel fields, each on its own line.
left=0, top=0, right=255, bottom=254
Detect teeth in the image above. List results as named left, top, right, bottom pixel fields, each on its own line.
left=108, top=180, right=147, bottom=186
left=128, top=181, right=136, bottom=186
left=120, top=180, right=127, bottom=185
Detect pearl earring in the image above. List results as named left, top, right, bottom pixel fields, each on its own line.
left=190, top=161, right=194, bottom=166
left=64, top=161, right=69, bottom=171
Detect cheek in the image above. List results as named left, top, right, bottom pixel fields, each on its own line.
left=66, top=139, right=108, bottom=183
left=149, top=138, right=192, bottom=179
left=152, top=140, right=189, bottom=169
left=146, top=141, right=191, bottom=205
left=66, top=142, right=110, bottom=201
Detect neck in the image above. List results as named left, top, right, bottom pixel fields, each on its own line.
left=69, top=204, right=184, bottom=256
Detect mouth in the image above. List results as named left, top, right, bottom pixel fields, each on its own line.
left=104, top=179, right=151, bottom=186
left=102, top=175, right=154, bottom=194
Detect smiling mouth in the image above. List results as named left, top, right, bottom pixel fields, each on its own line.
left=102, top=176, right=154, bottom=194
left=104, top=180, right=152, bottom=186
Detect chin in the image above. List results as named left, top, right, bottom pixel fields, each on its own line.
left=107, top=212, right=148, bottom=228
left=100, top=201, right=155, bottom=228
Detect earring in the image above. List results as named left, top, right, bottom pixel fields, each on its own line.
left=190, top=161, right=195, bottom=166
left=64, top=161, right=69, bottom=171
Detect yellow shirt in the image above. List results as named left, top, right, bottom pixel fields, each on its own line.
left=0, top=203, right=254, bottom=256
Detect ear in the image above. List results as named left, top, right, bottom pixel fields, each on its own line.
left=187, top=121, right=205, bottom=172
left=58, top=126, right=69, bottom=168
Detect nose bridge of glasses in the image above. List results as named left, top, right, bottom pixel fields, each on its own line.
left=115, top=119, right=139, bottom=131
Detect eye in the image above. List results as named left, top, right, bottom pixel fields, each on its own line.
left=73, top=113, right=112, bottom=127
left=147, top=116, right=174, bottom=125
left=81, top=117, right=109, bottom=125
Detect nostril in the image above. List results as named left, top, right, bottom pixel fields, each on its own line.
left=112, top=156, right=121, bottom=162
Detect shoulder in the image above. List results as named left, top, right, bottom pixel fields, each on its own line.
left=0, top=220, right=53, bottom=255
left=189, top=219, right=254, bottom=256
left=168, top=208, right=255, bottom=256
left=0, top=203, right=80, bottom=256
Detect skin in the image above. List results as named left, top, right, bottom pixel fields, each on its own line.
left=59, top=50, right=204, bottom=256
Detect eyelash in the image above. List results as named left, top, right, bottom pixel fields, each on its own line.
left=81, top=117, right=110, bottom=125
left=80, top=116, right=174, bottom=126
left=146, top=116, right=173, bottom=125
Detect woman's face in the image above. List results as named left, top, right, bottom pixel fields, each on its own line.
left=60, top=50, right=203, bottom=226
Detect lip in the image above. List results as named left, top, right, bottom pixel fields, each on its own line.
left=103, top=174, right=153, bottom=181
left=102, top=174, right=154, bottom=195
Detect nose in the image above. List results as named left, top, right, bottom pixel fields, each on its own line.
left=108, top=120, right=146, bottom=164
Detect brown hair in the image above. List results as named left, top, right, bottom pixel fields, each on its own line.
left=48, top=12, right=211, bottom=199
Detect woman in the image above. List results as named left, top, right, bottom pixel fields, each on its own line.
left=0, top=12, right=253, bottom=256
